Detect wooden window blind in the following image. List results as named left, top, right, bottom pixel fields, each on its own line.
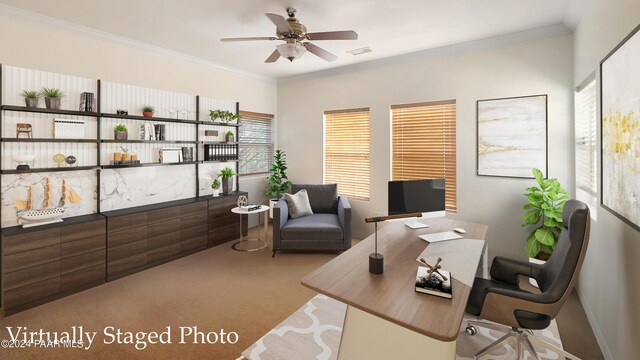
left=238, top=111, right=274, bottom=175
left=324, top=108, right=370, bottom=201
left=391, top=100, right=457, bottom=211
left=575, top=80, right=597, bottom=195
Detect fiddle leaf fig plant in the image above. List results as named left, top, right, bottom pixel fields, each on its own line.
left=522, top=168, right=569, bottom=260
left=265, top=149, right=291, bottom=199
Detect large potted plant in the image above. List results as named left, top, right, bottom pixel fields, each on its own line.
left=265, top=149, right=292, bottom=218
left=41, top=87, right=64, bottom=110
left=522, top=168, right=569, bottom=286
left=218, top=167, right=236, bottom=195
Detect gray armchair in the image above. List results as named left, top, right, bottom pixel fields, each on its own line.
left=272, top=184, right=352, bottom=257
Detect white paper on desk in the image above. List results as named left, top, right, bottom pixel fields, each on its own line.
left=419, top=231, right=463, bottom=243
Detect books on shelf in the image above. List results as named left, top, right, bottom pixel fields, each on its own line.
left=415, top=266, right=453, bottom=299
left=237, top=205, right=262, bottom=213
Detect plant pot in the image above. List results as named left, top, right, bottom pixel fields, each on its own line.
left=24, top=98, right=38, bottom=108
left=225, top=134, right=234, bottom=143
left=222, top=177, right=233, bottom=195
left=212, top=189, right=220, bottom=197
left=143, top=111, right=154, bottom=118
left=528, top=257, right=546, bottom=288
left=114, top=131, right=128, bottom=140
left=269, top=198, right=278, bottom=219
left=44, top=97, right=61, bottom=110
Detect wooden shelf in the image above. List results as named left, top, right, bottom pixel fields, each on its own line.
left=101, top=113, right=199, bottom=125
left=2, top=138, right=98, bottom=143
left=101, top=161, right=200, bottom=169
left=101, top=139, right=197, bottom=144
left=1, top=105, right=99, bottom=117
left=200, top=121, right=241, bottom=127
left=1, top=166, right=99, bottom=174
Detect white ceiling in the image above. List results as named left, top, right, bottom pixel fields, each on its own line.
left=0, top=0, right=583, bottom=80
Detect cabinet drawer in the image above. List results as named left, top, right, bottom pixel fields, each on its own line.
left=180, top=235, right=207, bottom=253
left=61, top=249, right=105, bottom=275
left=108, top=225, right=147, bottom=248
left=148, top=231, right=180, bottom=250
left=60, top=220, right=105, bottom=243
left=61, top=235, right=105, bottom=259
left=4, top=245, right=60, bottom=273
left=148, top=243, right=180, bottom=263
left=109, top=239, right=146, bottom=261
left=2, top=228, right=60, bottom=255
left=4, top=277, right=60, bottom=310
left=179, top=213, right=208, bottom=230
left=147, top=206, right=180, bottom=225
left=208, top=196, right=237, bottom=210
left=108, top=253, right=146, bottom=276
left=181, top=224, right=208, bottom=241
left=60, top=264, right=105, bottom=292
left=4, top=261, right=60, bottom=291
left=180, top=202, right=207, bottom=217
left=147, top=219, right=179, bottom=238
left=108, top=213, right=147, bottom=233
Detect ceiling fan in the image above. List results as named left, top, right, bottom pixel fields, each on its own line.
left=221, top=7, right=358, bottom=63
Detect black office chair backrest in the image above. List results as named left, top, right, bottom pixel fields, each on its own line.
left=536, top=200, right=590, bottom=304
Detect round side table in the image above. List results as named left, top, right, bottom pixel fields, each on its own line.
left=231, top=205, right=270, bottom=251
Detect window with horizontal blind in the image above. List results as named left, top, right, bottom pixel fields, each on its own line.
left=238, top=111, right=274, bottom=175
left=575, top=79, right=597, bottom=195
left=324, top=108, right=370, bottom=201
left=391, top=100, right=457, bottom=211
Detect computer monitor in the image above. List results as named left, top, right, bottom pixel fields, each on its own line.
left=388, top=179, right=446, bottom=219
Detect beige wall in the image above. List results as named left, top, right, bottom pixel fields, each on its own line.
left=0, top=15, right=276, bottom=223
left=574, top=0, right=640, bottom=359
left=277, top=34, right=574, bottom=261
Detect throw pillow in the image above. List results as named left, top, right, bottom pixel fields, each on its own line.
left=284, top=189, right=314, bottom=219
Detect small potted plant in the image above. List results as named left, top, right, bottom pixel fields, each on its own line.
left=211, top=178, right=221, bottom=197
left=20, top=90, right=40, bottom=108
left=209, top=109, right=239, bottom=123
left=265, top=150, right=292, bottom=218
left=218, top=167, right=237, bottom=195
left=41, top=87, right=64, bottom=110
left=142, top=105, right=154, bottom=117
left=225, top=130, right=235, bottom=143
left=113, top=124, right=128, bottom=140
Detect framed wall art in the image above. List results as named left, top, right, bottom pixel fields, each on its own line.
left=477, top=95, right=548, bottom=178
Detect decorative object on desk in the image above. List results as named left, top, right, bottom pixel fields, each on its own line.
left=54, top=119, right=85, bottom=139
left=160, top=147, right=182, bottom=163
left=415, top=258, right=452, bottom=299
left=116, top=109, right=128, bottom=115
left=16, top=123, right=32, bottom=138
left=522, top=168, right=568, bottom=260
left=12, top=154, right=34, bottom=170
left=142, top=105, right=154, bottom=117
left=64, top=155, right=76, bottom=167
left=53, top=153, right=66, bottom=167
left=181, top=147, right=194, bottom=162
left=225, top=130, right=235, bottom=143
left=41, top=87, right=64, bottom=110
left=113, top=124, right=128, bottom=140
left=266, top=149, right=292, bottom=218
left=237, top=195, right=249, bottom=207
left=211, top=178, right=221, bottom=197
left=601, top=24, right=640, bottom=232
left=364, top=212, right=423, bottom=274
left=154, top=124, right=166, bottom=140
left=20, top=90, right=40, bottom=108
left=79, top=92, right=94, bottom=112
left=205, top=130, right=218, bottom=137
left=477, top=95, right=547, bottom=178
left=14, top=177, right=82, bottom=228
left=219, top=166, right=237, bottom=195
left=209, top=109, right=239, bottom=123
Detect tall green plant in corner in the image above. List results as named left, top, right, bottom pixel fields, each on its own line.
left=522, top=168, right=569, bottom=260
left=266, top=150, right=292, bottom=199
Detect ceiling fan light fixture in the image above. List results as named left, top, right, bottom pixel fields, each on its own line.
left=276, top=43, right=306, bottom=62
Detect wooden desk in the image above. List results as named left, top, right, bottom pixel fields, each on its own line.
left=302, top=217, right=489, bottom=359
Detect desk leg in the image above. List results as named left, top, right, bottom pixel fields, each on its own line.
left=337, top=305, right=456, bottom=360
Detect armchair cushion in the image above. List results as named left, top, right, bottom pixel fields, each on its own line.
left=284, top=189, right=313, bottom=219
left=291, top=184, right=338, bottom=214
left=281, top=214, right=344, bottom=241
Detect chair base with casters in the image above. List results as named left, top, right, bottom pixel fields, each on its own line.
left=464, top=320, right=581, bottom=359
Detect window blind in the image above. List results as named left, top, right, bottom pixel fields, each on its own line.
left=324, top=108, right=370, bottom=201
left=575, top=80, right=597, bottom=195
left=239, top=111, right=274, bottom=175
left=391, top=100, right=457, bottom=211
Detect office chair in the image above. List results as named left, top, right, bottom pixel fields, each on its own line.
left=464, top=200, right=590, bottom=359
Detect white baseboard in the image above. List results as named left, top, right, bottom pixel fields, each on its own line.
left=575, top=285, right=613, bottom=360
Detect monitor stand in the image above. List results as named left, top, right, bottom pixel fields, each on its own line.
left=404, top=218, right=429, bottom=229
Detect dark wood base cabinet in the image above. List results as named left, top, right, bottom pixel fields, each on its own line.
left=208, top=194, right=248, bottom=247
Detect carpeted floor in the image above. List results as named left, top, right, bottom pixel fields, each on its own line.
left=0, top=233, right=604, bottom=360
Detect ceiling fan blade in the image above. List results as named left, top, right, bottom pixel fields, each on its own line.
left=306, top=30, right=358, bottom=41
left=265, top=49, right=281, bottom=63
left=303, top=42, right=338, bottom=62
left=265, top=13, right=291, bottom=33
left=220, top=36, right=279, bottom=42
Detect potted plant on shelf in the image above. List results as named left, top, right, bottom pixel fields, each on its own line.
left=211, top=177, right=221, bottom=197
left=20, top=90, right=40, bottom=108
left=142, top=105, right=154, bottom=117
left=522, top=168, right=569, bottom=287
left=209, top=109, right=239, bottom=123
left=218, top=167, right=236, bottom=195
left=113, top=124, right=128, bottom=140
left=225, top=130, right=235, bottom=143
left=41, top=87, right=64, bottom=110
left=265, top=149, right=292, bottom=218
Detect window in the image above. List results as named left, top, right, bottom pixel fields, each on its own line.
left=238, top=111, right=274, bottom=175
left=391, top=100, right=457, bottom=211
left=575, top=77, right=597, bottom=217
left=324, top=108, right=370, bottom=201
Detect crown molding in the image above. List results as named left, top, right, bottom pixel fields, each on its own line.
left=563, top=0, right=592, bottom=30
left=0, top=3, right=276, bottom=84
left=278, top=23, right=572, bottom=84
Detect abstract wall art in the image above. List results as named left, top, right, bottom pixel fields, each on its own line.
left=477, top=95, right=548, bottom=178
left=601, top=23, right=640, bottom=232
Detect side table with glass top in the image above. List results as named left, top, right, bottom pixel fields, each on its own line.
left=231, top=205, right=270, bottom=251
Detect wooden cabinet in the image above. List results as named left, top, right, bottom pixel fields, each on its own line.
left=207, top=193, right=248, bottom=247
left=1, top=215, right=106, bottom=315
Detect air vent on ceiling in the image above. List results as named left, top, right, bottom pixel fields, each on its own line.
left=347, top=47, right=372, bottom=56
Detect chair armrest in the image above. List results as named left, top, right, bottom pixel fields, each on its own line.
left=480, top=286, right=556, bottom=328
left=272, top=198, right=288, bottom=249
left=490, top=256, right=543, bottom=285
left=338, top=196, right=352, bottom=249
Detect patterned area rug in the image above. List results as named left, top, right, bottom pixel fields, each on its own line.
left=241, top=295, right=563, bottom=360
